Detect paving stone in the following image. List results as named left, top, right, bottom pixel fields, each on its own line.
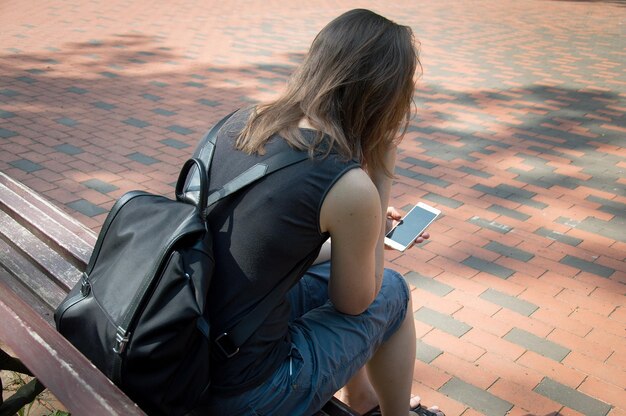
left=414, top=307, right=472, bottom=337
left=459, top=165, right=493, bottom=178
left=401, top=156, right=437, bottom=170
left=160, top=138, right=190, bottom=149
left=99, top=71, right=118, bottom=78
left=152, top=108, right=177, bottom=116
left=197, top=99, right=220, bottom=107
left=487, top=204, right=531, bottom=221
left=422, top=193, right=463, bottom=209
left=141, top=93, right=162, bottom=101
left=479, top=289, right=538, bottom=316
left=415, top=339, right=443, bottom=364
left=16, top=76, right=37, bottom=84
left=560, top=255, right=615, bottom=278
left=439, top=377, right=513, bottom=416
left=0, top=89, right=20, bottom=96
left=534, top=378, right=612, bottom=416
left=0, top=128, right=19, bottom=138
left=123, top=118, right=150, bottom=128
left=167, top=125, right=195, bottom=135
left=504, top=328, right=570, bottom=362
left=9, top=159, right=43, bottom=173
left=54, top=143, right=84, bottom=155
left=577, top=216, right=626, bottom=243
left=484, top=242, right=534, bottom=262
left=92, top=101, right=117, bottom=110
left=0, top=110, right=16, bottom=119
left=468, top=216, right=512, bottom=234
left=586, top=195, right=626, bottom=218
left=404, top=271, right=454, bottom=296
left=67, top=199, right=107, bottom=217
left=462, top=256, right=515, bottom=279
left=81, top=178, right=119, bottom=194
left=55, top=117, right=78, bottom=127
left=128, top=152, right=159, bottom=165
left=534, top=227, right=582, bottom=246
left=67, top=86, right=88, bottom=94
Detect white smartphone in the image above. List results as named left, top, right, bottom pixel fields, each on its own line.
left=384, top=202, right=441, bottom=252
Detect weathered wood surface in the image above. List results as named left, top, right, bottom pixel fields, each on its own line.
left=0, top=278, right=145, bottom=416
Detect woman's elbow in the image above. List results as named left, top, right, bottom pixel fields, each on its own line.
left=333, top=290, right=376, bottom=316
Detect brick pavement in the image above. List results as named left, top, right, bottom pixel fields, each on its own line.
left=1, top=1, right=625, bottom=415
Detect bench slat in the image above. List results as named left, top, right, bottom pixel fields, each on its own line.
left=0, top=172, right=94, bottom=270
left=0, top=210, right=81, bottom=291
left=0, top=240, right=66, bottom=314
left=0, top=279, right=146, bottom=416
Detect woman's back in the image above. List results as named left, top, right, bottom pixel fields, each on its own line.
left=206, top=109, right=360, bottom=394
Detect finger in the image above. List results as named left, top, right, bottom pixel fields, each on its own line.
left=386, top=206, right=402, bottom=220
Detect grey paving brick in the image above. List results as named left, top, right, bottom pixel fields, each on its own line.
left=401, top=156, right=437, bottom=169
left=0, top=89, right=20, bottom=97
left=197, top=98, right=220, bottom=107
left=422, top=193, right=463, bottom=209
left=184, top=81, right=205, bottom=88
left=16, top=76, right=36, bottom=84
left=92, top=101, right=117, bottom=110
left=0, top=128, right=18, bottom=138
left=67, top=86, right=88, bottom=94
left=67, top=199, right=107, bottom=217
left=167, top=125, right=194, bottom=135
left=586, top=195, right=626, bottom=218
left=54, top=143, right=84, bottom=155
left=560, top=255, right=614, bottom=278
left=160, top=138, right=190, bottom=149
left=123, top=118, right=150, bottom=128
left=404, top=272, right=454, bottom=296
left=81, top=178, right=119, bottom=194
left=484, top=241, right=534, bottom=262
left=468, top=216, right=512, bottom=234
left=479, top=289, right=538, bottom=316
left=152, top=108, right=177, bottom=116
left=415, top=339, right=442, bottom=364
left=9, top=159, right=43, bottom=173
left=504, top=328, right=570, bottom=362
left=0, top=109, right=16, bottom=119
left=141, top=93, right=162, bottom=101
left=487, top=204, right=531, bottom=221
left=462, top=256, right=515, bottom=279
left=439, top=377, right=513, bottom=416
left=534, top=378, right=612, bottom=416
left=414, top=307, right=471, bottom=337
left=128, top=152, right=159, bottom=165
left=151, top=81, right=168, bottom=87
left=413, top=173, right=451, bottom=188
left=459, top=165, right=493, bottom=178
left=534, top=227, right=582, bottom=246
left=55, top=117, right=78, bottom=127
left=100, top=71, right=118, bottom=78
left=578, top=216, right=626, bottom=243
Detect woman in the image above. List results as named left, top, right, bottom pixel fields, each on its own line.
left=204, top=9, right=441, bottom=416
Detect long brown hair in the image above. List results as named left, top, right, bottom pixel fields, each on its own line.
left=236, top=9, right=420, bottom=175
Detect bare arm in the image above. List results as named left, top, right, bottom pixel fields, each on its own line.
left=367, top=145, right=398, bottom=294
left=319, top=168, right=381, bottom=315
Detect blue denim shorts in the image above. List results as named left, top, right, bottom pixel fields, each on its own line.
left=207, top=261, right=410, bottom=416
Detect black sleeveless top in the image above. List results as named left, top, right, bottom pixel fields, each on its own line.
left=207, top=109, right=360, bottom=394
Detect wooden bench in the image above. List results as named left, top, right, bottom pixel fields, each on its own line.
left=0, top=172, right=357, bottom=416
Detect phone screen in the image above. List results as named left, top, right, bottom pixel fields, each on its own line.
left=386, top=206, right=438, bottom=248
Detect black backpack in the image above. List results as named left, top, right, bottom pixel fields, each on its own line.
left=54, top=113, right=308, bottom=415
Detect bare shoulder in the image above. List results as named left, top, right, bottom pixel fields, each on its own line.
left=319, top=168, right=380, bottom=234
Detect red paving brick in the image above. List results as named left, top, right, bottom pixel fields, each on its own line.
left=1, top=0, right=625, bottom=415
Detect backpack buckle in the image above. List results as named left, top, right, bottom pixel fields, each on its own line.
left=113, top=329, right=130, bottom=354
left=214, top=333, right=239, bottom=358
